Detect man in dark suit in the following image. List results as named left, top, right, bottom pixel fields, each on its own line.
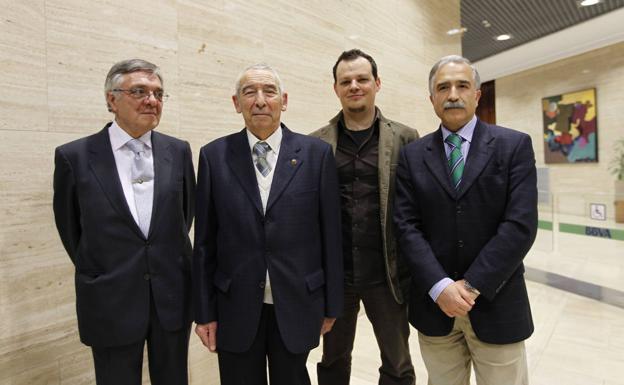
left=311, top=49, right=417, bottom=385
left=393, top=55, right=537, bottom=385
left=53, top=59, right=195, bottom=385
left=193, top=64, right=343, bottom=385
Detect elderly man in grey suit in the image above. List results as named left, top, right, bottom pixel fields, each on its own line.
left=311, top=49, right=418, bottom=385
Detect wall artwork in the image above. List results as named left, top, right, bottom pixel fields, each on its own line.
left=542, top=88, right=597, bottom=163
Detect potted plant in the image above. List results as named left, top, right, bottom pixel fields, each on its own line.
left=610, top=138, right=624, bottom=223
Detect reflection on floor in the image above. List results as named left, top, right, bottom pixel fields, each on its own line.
left=307, top=280, right=624, bottom=385
left=307, top=229, right=624, bottom=385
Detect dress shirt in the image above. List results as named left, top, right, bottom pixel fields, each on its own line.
left=108, top=120, right=154, bottom=228
left=335, top=117, right=385, bottom=288
left=246, top=126, right=282, bottom=304
left=429, top=115, right=478, bottom=302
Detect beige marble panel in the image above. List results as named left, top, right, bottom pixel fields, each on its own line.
left=0, top=0, right=48, bottom=132
left=44, top=0, right=180, bottom=136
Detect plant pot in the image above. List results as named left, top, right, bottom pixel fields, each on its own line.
left=616, top=180, right=624, bottom=223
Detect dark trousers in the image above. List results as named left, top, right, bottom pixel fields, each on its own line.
left=317, top=283, right=415, bottom=385
left=218, top=304, right=311, bottom=385
left=91, top=295, right=191, bottom=385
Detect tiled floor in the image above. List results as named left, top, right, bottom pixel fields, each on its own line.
left=306, top=227, right=624, bottom=385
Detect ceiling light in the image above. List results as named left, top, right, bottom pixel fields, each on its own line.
left=447, top=27, right=467, bottom=36
left=482, top=20, right=491, bottom=28
left=579, top=0, right=602, bottom=6
left=495, top=34, right=512, bottom=41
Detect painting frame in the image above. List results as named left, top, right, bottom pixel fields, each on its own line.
left=542, top=88, right=598, bottom=164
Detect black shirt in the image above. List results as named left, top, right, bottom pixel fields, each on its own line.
left=335, top=117, right=386, bottom=287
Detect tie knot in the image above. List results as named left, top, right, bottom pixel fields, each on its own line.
left=445, top=133, right=462, bottom=148
left=253, top=141, right=271, bottom=158
left=126, top=139, right=146, bottom=155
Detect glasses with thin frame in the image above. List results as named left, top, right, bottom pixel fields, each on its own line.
left=113, top=87, right=169, bottom=102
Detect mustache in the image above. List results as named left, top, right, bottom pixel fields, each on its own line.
left=443, top=101, right=465, bottom=110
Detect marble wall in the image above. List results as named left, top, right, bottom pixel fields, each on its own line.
left=496, top=42, right=624, bottom=217
left=0, top=1, right=460, bottom=383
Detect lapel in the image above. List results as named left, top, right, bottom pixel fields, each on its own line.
left=88, top=124, right=144, bottom=238
left=377, top=111, right=394, bottom=229
left=317, top=112, right=341, bottom=154
left=148, top=131, right=172, bottom=238
left=226, top=128, right=264, bottom=215
left=456, top=120, right=495, bottom=200
left=424, top=127, right=457, bottom=199
left=266, top=124, right=303, bottom=213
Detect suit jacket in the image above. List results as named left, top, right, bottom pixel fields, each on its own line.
left=393, top=119, right=537, bottom=344
left=192, top=124, right=343, bottom=354
left=310, top=109, right=419, bottom=304
left=53, top=123, right=195, bottom=347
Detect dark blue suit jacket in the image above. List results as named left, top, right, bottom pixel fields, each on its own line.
left=393, top=119, right=537, bottom=344
left=53, top=124, right=196, bottom=347
left=193, top=125, right=343, bottom=354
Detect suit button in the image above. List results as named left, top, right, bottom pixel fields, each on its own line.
left=145, top=241, right=150, bottom=246
left=143, top=273, right=150, bottom=280
left=458, top=240, right=464, bottom=248
left=259, top=281, right=266, bottom=289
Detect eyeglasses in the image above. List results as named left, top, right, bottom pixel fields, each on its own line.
left=112, top=88, right=169, bottom=102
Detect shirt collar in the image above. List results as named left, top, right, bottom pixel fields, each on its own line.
left=109, top=120, right=153, bottom=151
left=441, top=115, right=477, bottom=144
left=246, top=125, right=283, bottom=153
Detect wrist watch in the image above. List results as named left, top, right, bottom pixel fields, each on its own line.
left=464, top=280, right=481, bottom=295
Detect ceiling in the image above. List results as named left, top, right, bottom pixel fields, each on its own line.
left=461, top=0, right=624, bottom=62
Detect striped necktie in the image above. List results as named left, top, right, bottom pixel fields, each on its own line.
left=445, top=133, right=464, bottom=189
left=253, top=141, right=272, bottom=177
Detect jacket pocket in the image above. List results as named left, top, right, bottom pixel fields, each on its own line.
left=213, top=270, right=232, bottom=293
left=305, top=269, right=325, bottom=293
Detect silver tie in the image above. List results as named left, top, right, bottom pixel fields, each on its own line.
left=125, top=139, right=154, bottom=237
left=253, top=141, right=272, bottom=177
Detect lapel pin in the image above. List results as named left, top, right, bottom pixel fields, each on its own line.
left=291, top=159, right=297, bottom=166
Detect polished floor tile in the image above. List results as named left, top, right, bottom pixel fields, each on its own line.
left=307, top=280, right=624, bottom=385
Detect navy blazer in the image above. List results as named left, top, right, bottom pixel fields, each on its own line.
left=393, top=119, right=537, bottom=344
left=53, top=123, right=196, bottom=347
left=193, top=125, right=343, bottom=354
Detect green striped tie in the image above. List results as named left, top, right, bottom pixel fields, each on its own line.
left=445, top=133, right=464, bottom=189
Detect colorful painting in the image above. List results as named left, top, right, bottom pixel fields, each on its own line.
left=542, top=88, right=597, bottom=163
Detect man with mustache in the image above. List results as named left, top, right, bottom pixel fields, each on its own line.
left=311, top=49, right=417, bottom=385
left=53, top=59, right=195, bottom=384
left=394, top=55, right=538, bottom=385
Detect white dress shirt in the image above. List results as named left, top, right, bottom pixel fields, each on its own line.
left=246, top=126, right=282, bottom=304
left=108, top=120, right=154, bottom=228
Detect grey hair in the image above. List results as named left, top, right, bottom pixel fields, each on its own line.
left=428, top=55, right=481, bottom=95
left=104, top=59, right=163, bottom=112
left=234, top=63, right=285, bottom=96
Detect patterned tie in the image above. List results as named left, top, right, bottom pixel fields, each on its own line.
left=253, top=141, right=272, bottom=177
left=445, top=133, right=464, bottom=189
left=125, top=139, right=154, bottom=237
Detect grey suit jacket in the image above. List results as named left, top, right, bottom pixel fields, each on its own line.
left=310, top=108, right=419, bottom=304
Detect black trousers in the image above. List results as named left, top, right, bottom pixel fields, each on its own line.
left=91, top=294, right=191, bottom=385
left=317, top=283, right=415, bottom=385
left=218, top=304, right=311, bottom=385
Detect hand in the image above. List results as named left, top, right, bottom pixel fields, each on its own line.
left=195, top=322, right=218, bottom=352
left=320, top=318, right=336, bottom=335
left=436, top=281, right=475, bottom=318
left=457, top=279, right=480, bottom=302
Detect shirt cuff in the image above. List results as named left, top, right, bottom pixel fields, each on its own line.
left=429, top=278, right=454, bottom=302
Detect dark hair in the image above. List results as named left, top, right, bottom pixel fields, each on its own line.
left=332, top=49, right=378, bottom=83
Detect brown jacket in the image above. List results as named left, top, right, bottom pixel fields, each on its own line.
left=310, top=108, right=419, bottom=304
